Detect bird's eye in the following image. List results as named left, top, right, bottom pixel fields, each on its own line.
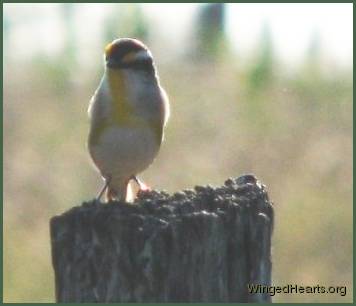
left=130, top=57, right=154, bottom=71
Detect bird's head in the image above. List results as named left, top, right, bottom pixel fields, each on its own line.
left=104, top=38, right=155, bottom=73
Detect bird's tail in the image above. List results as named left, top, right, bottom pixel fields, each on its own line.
left=106, top=180, right=134, bottom=203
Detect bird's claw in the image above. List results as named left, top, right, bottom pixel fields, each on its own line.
left=131, top=175, right=151, bottom=192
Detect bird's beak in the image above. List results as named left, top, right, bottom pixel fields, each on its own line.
left=106, top=58, right=121, bottom=69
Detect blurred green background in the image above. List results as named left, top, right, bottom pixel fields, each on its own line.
left=3, top=3, right=353, bottom=303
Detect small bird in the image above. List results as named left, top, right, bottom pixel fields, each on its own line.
left=87, top=38, right=169, bottom=202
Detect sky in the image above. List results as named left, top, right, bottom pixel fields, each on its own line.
left=226, top=3, right=353, bottom=67
left=3, top=3, right=353, bottom=68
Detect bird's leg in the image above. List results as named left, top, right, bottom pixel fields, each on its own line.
left=96, top=176, right=111, bottom=202
left=106, top=187, right=117, bottom=202
left=131, top=175, right=151, bottom=192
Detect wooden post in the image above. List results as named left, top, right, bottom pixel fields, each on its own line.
left=50, top=174, right=274, bottom=302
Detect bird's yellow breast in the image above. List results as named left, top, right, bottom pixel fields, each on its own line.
left=105, top=69, right=163, bottom=144
left=107, top=68, right=132, bottom=125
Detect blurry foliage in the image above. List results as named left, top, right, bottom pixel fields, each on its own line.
left=304, top=29, right=322, bottom=76
left=247, top=23, right=274, bottom=93
left=3, top=4, right=353, bottom=303
left=3, top=14, right=11, bottom=43
left=194, top=3, right=228, bottom=61
left=103, top=4, right=149, bottom=46
left=243, top=23, right=276, bottom=134
left=31, top=55, right=74, bottom=95
left=3, top=14, right=11, bottom=59
left=60, top=4, right=77, bottom=67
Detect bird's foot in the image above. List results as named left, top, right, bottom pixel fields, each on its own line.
left=96, top=176, right=111, bottom=202
left=131, top=175, right=151, bottom=192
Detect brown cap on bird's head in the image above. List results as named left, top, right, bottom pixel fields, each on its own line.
left=105, top=38, right=152, bottom=70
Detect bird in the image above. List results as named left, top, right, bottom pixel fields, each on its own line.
left=87, top=38, right=170, bottom=202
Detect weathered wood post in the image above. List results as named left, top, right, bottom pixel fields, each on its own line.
left=50, top=174, right=274, bottom=302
